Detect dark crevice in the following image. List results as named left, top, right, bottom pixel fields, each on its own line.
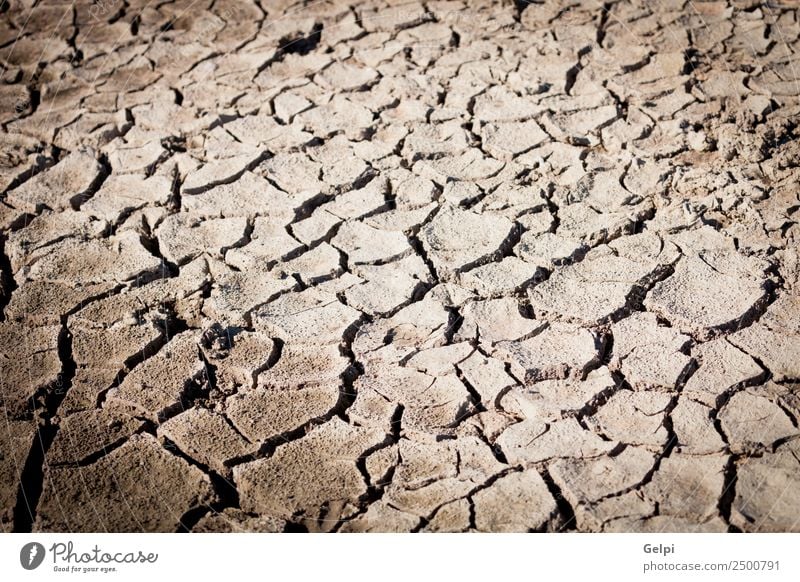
left=279, top=22, right=323, bottom=56
left=596, top=2, right=612, bottom=46
left=139, top=232, right=179, bottom=277
left=95, top=327, right=170, bottom=408
left=718, top=455, right=738, bottom=529
left=539, top=466, right=576, bottom=532
left=12, top=420, right=51, bottom=533
left=182, top=151, right=270, bottom=196
left=345, top=436, right=399, bottom=530
left=160, top=437, right=241, bottom=532
left=13, top=322, right=76, bottom=532
left=564, top=61, right=583, bottom=96
left=337, top=314, right=369, bottom=422
left=456, top=363, right=486, bottom=413
left=0, top=154, right=56, bottom=200
left=0, top=233, right=17, bottom=321
left=70, top=154, right=112, bottom=211
left=2, top=0, right=797, bottom=536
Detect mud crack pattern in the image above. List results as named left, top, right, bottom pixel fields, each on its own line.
left=1, top=0, right=800, bottom=533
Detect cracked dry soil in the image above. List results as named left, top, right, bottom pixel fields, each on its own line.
left=1, top=0, right=800, bottom=534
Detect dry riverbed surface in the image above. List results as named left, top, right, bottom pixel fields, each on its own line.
left=1, top=0, right=799, bottom=532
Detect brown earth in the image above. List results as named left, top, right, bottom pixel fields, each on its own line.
left=1, top=0, right=800, bottom=533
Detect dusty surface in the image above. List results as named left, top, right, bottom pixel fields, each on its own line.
left=1, top=0, right=799, bottom=533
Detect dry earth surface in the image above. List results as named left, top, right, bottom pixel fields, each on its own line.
left=1, top=0, right=800, bottom=533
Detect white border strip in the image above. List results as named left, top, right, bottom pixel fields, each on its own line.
left=1, top=533, right=798, bottom=581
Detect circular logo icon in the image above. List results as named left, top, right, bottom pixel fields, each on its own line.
left=20, top=542, right=46, bottom=570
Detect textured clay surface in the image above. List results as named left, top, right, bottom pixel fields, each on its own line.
left=1, top=0, right=799, bottom=533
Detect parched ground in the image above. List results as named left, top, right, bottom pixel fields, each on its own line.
left=1, top=0, right=799, bottom=533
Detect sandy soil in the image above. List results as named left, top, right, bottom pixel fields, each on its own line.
left=1, top=0, right=799, bottom=533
